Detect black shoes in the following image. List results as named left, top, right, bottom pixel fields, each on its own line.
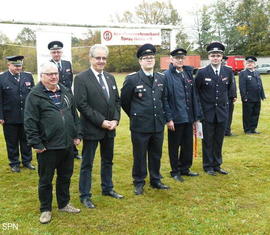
left=134, top=185, right=144, bottom=195
left=245, top=130, right=260, bottom=134
left=74, top=155, right=82, bottom=160
left=205, top=170, right=217, bottom=176
left=11, top=165, right=20, bottom=173
left=24, top=163, right=35, bottom=170
left=102, top=190, right=124, bottom=199
left=150, top=182, right=170, bottom=190
left=225, top=132, right=237, bottom=137
left=181, top=172, right=199, bottom=177
left=11, top=163, right=35, bottom=172
left=251, top=131, right=260, bottom=134
left=206, top=168, right=228, bottom=175
left=214, top=168, right=228, bottom=175
left=172, top=175, right=184, bottom=182
left=81, top=198, right=95, bottom=209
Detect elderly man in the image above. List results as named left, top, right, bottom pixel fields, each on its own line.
left=163, top=48, right=202, bottom=182
left=195, top=42, right=236, bottom=176
left=24, top=62, right=81, bottom=224
left=121, top=43, right=169, bottom=195
left=48, top=40, right=81, bottom=160
left=0, top=55, right=35, bottom=172
left=239, top=56, right=265, bottom=134
left=74, top=44, right=123, bottom=209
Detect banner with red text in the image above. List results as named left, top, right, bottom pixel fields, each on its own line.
left=101, top=28, right=161, bottom=45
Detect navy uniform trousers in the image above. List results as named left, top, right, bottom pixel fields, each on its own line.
left=242, top=101, right=261, bottom=133
left=168, top=123, right=193, bottom=176
left=131, top=131, right=163, bottom=186
left=3, top=124, right=32, bottom=167
left=202, top=117, right=226, bottom=171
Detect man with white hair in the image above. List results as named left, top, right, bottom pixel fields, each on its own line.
left=239, top=56, right=265, bottom=134
left=24, top=62, right=81, bottom=224
left=74, top=44, right=123, bottom=209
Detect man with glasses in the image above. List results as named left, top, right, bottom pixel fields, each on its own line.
left=74, top=44, right=123, bottom=209
left=24, top=62, right=81, bottom=224
left=121, top=43, right=169, bottom=195
left=0, top=55, right=35, bottom=172
left=239, top=56, right=265, bottom=134
left=163, top=48, right=202, bottom=182
left=48, top=40, right=81, bottom=160
left=195, top=42, right=236, bottom=176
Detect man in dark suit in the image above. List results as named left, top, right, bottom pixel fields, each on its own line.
left=121, top=44, right=169, bottom=195
left=163, top=48, right=202, bottom=182
left=48, top=40, right=81, bottom=160
left=239, top=56, right=265, bottom=134
left=195, top=42, right=236, bottom=176
left=74, top=44, right=123, bottom=209
left=0, top=55, right=35, bottom=172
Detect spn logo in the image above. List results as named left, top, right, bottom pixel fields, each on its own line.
left=2, top=223, right=19, bottom=230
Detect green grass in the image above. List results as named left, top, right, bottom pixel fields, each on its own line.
left=1, top=73, right=270, bottom=235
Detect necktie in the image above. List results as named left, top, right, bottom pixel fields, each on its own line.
left=215, top=70, right=218, bottom=76
left=14, top=74, right=20, bottom=82
left=148, top=74, right=154, bottom=85
left=97, top=73, right=109, bottom=100
left=57, top=62, right=62, bottom=71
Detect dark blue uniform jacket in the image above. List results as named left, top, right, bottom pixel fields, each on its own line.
left=239, top=69, right=265, bottom=102
left=195, top=65, right=236, bottom=123
left=121, top=70, right=166, bottom=133
left=163, top=64, right=202, bottom=124
left=0, top=71, right=34, bottom=124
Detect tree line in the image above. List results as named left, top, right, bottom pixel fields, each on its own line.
left=0, top=0, right=269, bottom=73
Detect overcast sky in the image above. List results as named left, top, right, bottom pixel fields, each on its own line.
left=0, top=0, right=215, bottom=40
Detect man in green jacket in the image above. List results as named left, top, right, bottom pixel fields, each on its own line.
left=24, top=62, right=81, bottom=224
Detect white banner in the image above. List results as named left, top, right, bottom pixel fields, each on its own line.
left=36, top=30, right=72, bottom=76
left=101, top=28, right=161, bottom=45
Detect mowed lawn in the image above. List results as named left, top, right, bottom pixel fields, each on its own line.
left=0, top=73, right=270, bottom=235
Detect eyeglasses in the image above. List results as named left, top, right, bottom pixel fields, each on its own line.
left=141, top=56, right=155, bottom=61
left=209, top=54, right=222, bottom=58
left=42, top=73, right=59, bottom=77
left=93, top=57, right=107, bottom=61
left=51, top=51, right=62, bottom=54
left=173, top=56, right=185, bottom=61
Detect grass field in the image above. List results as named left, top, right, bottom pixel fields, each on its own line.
left=0, top=73, right=270, bottom=235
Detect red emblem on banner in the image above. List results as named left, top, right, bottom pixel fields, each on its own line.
left=103, top=31, right=113, bottom=41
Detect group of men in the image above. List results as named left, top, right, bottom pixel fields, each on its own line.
left=0, top=40, right=265, bottom=224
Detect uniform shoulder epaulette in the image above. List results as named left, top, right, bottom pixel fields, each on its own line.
left=24, top=71, right=33, bottom=74
left=127, top=72, right=136, bottom=76
left=157, top=72, right=165, bottom=76
left=225, top=65, right=232, bottom=68
left=198, top=66, right=206, bottom=70
left=0, top=72, right=4, bottom=75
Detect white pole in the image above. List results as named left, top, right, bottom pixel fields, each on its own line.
left=170, top=29, right=177, bottom=51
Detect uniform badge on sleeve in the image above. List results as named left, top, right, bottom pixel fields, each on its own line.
left=66, top=69, right=71, bottom=72
left=25, top=82, right=31, bottom=86
left=205, top=78, right=211, bottom=81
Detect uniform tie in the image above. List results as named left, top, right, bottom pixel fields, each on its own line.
left=14, top=74, right=20, bottom=82
left=57, top=62, right=62, bottom=71
left=215, top=70, right=218, bottom=76
left=98, top=73, right=109, bottom=100
left=148, top=74, right=154, bottom=85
